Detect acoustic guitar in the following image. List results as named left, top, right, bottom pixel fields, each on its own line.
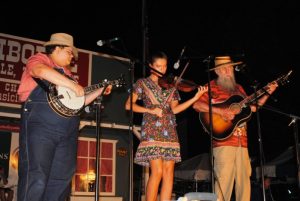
left=199, top=70, right=292, bottom=140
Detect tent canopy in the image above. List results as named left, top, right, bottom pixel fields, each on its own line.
left=174, top=153, right=211, bottom=181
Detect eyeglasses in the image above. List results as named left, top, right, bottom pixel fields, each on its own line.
left=60, top=46, right=74, bottom=57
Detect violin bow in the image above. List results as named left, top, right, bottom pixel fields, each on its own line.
left=175, top=60, right=190, bottom=85
left=162, top=60, right=191, bottom=106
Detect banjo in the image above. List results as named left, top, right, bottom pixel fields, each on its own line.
left=46, top=76, right=125, bottom=117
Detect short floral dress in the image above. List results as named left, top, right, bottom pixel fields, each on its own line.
left=133, top=77, right=181, bottom=166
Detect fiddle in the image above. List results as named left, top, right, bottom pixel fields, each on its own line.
left=158, top=74, right=200, bottom=92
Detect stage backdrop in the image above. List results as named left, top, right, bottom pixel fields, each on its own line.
left=0, top=131, right=19, bottom=200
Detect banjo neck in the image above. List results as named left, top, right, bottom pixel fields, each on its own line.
left=84, top=82, right=107, bottom=95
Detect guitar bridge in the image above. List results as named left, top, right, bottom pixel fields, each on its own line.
left=57, top=94, right=64, bottom=99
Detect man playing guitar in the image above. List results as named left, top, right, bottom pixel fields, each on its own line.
left=193, top=56, right=278, bottom=201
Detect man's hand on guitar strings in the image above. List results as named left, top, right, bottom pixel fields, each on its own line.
left=220, top=108, right=235, bottom=121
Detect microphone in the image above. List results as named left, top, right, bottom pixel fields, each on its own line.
left=234, top=63, right=247, bottom=72
left=173, top=46, right=186, bottom=69
left=288, top=118, right=296, bottom=126
left=96, top=37, right=120, bottom=46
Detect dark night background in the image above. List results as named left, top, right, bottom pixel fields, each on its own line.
left=2, top=0, right=300, bottom=191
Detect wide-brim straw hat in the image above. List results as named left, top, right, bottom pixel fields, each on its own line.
left=44, top=33, right=78, bottom=60
left=210, top=56, right=242, bottom=71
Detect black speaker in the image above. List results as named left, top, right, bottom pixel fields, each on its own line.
left=89, top=54, right=131, bottom=125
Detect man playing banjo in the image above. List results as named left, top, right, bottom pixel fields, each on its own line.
left=17, top=33, right=112, bottom=201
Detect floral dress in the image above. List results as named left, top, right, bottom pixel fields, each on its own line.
left=133, top=77, right=181, bottom=166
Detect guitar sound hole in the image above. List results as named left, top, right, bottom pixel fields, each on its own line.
left=230, top=104, right=241, bottom=114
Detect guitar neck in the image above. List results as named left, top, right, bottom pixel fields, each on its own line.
left=82, top=78, right=124, bottom=95
left=242, top=84, right=272, bottom=107
left=239, top=70, right=292, bottom=107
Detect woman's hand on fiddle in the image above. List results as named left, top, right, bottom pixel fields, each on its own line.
left=194, top=86, right=208, bottom=99
left=148, top=108, right=163, bottom=118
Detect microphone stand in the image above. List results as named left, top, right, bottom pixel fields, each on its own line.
left=252, top=81, right=267, bottom=201
left=203, top=56, right=226, bottom=200
left=128, top=59, right=135, bottom=201
left=261, top=104, right=300, bottom=190
left=94, top=85, right=108, bottom=201
left=180, top=54, right=225, bottom=198
left=202, top=55, right=215, bottom=193
left=99, top=42, right=155, bottom=201
left=238, top=68, right=268, bottom=201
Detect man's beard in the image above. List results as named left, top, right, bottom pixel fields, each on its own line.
left=217, top=76, right=237, bottom=92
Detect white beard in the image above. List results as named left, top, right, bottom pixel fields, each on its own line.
left=217, top=76, right=237, bottom=92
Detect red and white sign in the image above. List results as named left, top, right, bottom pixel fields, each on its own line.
left=0, top=33, right=91, bottom=108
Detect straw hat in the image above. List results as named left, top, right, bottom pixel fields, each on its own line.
left=210, top=56, right=242, bottom=71
left=44, top=33, right=78, bottom=60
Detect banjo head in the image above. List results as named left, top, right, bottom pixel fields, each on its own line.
left=57, top=86, right=85, bottom=110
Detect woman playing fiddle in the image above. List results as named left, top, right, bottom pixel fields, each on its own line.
left=125, top=51, right=207, bottom=201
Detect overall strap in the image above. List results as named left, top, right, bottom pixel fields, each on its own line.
left=31, top=67, right=74, bottom=92
left=32, top=77, right=50, bottom=92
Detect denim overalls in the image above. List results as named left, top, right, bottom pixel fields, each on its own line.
left=18, top=75, right=80, bottom=201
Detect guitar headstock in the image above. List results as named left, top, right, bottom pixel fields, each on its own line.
left=275, top=70, right=293, bottom=86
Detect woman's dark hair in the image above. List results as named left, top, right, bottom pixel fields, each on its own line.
left=149, top=51, right=168, bottom=64
left=45, top=45, right=67, bottom=55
